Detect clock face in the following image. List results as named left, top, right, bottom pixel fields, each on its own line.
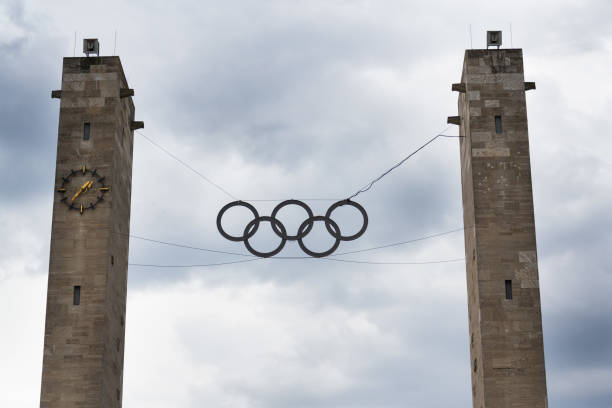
left=56, top=165, right=110, bottom=214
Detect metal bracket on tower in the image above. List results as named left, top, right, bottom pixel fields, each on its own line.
left=447, top=116, right=461, bottom=126
left=120, top=89, right=135, bottom=98
left=452, top=83, right=466, bottom=93
left=130, top=121, right=144, bottom=130
left=524, top=82, right=536, bottom=91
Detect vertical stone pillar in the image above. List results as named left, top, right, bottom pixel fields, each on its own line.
left=40, top=56, right=137, bottom=407
left=452, top=49, right=548, bottom=407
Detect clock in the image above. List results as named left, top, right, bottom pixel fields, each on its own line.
left=56, top=165, right=110, bottom=214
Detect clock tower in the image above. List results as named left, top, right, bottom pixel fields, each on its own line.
left=40, top=41, right=142, bottom=407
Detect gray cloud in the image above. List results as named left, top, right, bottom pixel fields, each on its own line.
left=1, top=0, right=612, bottom=407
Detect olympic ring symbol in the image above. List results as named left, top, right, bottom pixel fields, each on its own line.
left=216, top=199, right=368, bottom=258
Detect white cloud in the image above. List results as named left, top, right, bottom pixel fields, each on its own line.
left=1, top=0, right=612, bottom=407
left=123, top=276, right=430, bottom=406
left=0, top=2, right=26, bottom=47
left=0, top=273, right=46, bottom=406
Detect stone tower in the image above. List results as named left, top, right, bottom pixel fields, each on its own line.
left=448, top=43, right=548, bottom=407
left=40, top=44, right=142, bottom=407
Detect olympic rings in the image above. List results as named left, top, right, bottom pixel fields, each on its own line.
left=216, top=199, right=368, bottom=258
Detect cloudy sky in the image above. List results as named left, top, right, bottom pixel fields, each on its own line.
left=1, top=0, right=612, bottom=406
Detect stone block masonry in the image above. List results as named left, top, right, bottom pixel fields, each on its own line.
left=40, top=56, right=136, bottom=407
left=454, top=49, right=548, bottom=408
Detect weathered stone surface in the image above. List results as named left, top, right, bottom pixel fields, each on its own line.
left=472, top=147, right=511, bottom=157
left=40, top=56, right=135, bottom=408
left=456, top=49, right=548, bottom=408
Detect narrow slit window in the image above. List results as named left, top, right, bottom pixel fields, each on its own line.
left=73, top=285, right=81, bottom=305
left=111, top=255, right=114, bottom=265
left=495, top=115, right=502, bottom=133
left=505, top=280, right=513, bottom=300
left=83, top=122, right=91, bottom=140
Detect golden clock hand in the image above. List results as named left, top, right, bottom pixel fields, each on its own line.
left=71, top=181, right=90, bottom=202
left=71, top=190, right=82, bottom=202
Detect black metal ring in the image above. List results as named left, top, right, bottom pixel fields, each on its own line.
left=216, top=199, right=368, bottom=257
left=243, top=216, right=287, bottom=258
left=270, top=199, right=314, bottom=241
left=297, top=216, right=341, bottom=258
left=325, top=199, right=368, bottom=241
left=216, top=201, right=260, bottom=242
